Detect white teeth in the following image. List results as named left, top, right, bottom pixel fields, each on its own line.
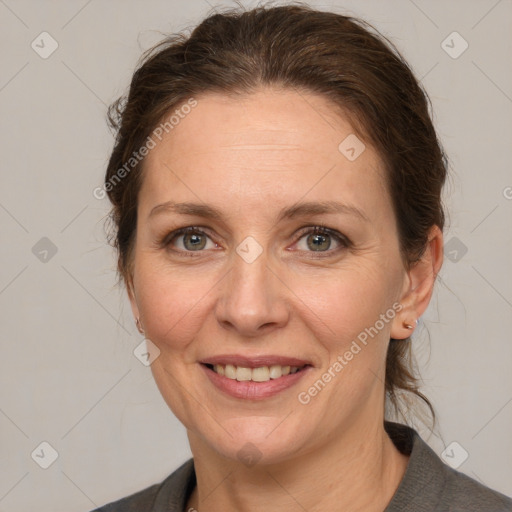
left=236, top=367, right=252, bottom=381
left=269, top=365, right=282, bottom=379
left=224, top=364, right=236, bottom=379
left=252, top=366, right=270, bottom=382
left=210, top=363, right=304, bottom=382
left=269, top=365, right=290, bottom=379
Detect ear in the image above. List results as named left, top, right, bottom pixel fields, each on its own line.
left=126, top=273, right=141, bottom=323
left=391, top=225, right=444, bottom=339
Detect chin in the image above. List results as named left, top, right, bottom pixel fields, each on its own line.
left=200, top=416, right=312, bottom=466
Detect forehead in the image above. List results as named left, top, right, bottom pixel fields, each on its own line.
left=147, top=88, right=370, bottom=163
left=139, top=88, right=389, bottom=220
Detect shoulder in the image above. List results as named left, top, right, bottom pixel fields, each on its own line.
left=384, top=421, right=512, bottom=512
left=90, top=459, right=195, bottom=512
left=91, top=483, right=160, bottom=512
left=439, top=464, right=512, bottom=511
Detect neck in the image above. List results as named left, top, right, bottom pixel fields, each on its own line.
left=186, top=418, right=409, bottom=512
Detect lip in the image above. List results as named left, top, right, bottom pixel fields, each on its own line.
left=200, top=358, right=312, bottom=400
left=200, top=354, right=311, bottom=368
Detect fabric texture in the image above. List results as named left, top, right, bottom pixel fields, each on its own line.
left=92, top=421, right=512, bottom=511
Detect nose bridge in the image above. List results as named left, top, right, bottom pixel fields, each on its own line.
left=215, top=238, right=288, bottom=335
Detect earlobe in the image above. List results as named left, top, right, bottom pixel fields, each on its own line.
left=135, top=317, right=145, bottom=335
left=128, top=287, right=145, bottom=335
left=391, top=315, right=419, bottom=340
left=391, top=226, right=444, bottom=340
left=402, top=319, right=418, bottom=330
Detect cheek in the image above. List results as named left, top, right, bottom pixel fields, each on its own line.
left=300, top=263, right=400, bottom=345
left=134, top=259, right=217, bottom=351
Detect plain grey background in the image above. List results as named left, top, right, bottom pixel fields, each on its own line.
left=0, top=0, right=511, bottom=510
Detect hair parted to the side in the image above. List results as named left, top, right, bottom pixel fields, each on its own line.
left=104, top=2, right=447, bottom=430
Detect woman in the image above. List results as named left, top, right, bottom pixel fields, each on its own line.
left=93, top=3, right=512, bottom=511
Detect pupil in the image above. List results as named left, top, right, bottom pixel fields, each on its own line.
left=309, top=233, right=330, bottom=251
left=185, top=233, right=206, bottom=250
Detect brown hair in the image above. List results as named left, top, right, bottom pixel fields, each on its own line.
left=104, top=2, right=447, bottom=427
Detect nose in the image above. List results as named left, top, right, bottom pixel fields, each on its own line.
left=214, top=246, right=290, bottom=338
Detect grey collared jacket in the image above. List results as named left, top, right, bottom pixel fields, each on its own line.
left=92, top=421, right=512, bottom=511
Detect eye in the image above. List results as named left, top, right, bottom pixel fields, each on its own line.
left=161, top=225, right=350, bottom=257
left=164, top=227, right=218, bottom=254
left=293, top=226, right=350, bottom=255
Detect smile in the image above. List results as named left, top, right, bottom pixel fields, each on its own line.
left=200, top=356, right=312, bottom=400
left=207, top=363, right=306, bottom=382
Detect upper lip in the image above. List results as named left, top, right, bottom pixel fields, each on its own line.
left=200, top=354, right=312, bottom=368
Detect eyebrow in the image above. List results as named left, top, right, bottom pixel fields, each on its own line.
left=149, top=200, right=369, bottom=223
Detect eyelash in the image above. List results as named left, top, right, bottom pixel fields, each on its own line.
left=160, top=225, right=351, bottom=259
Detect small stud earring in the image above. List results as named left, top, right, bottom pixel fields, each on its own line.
left=135, top=317, right=145, bottom=334
left=403, top=319, right=418, bottom=330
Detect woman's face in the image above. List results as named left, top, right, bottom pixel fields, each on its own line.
left=129, top=87, right=411, bottom=464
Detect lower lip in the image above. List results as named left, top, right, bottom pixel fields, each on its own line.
left=201, top=364, right=311, bottom=400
